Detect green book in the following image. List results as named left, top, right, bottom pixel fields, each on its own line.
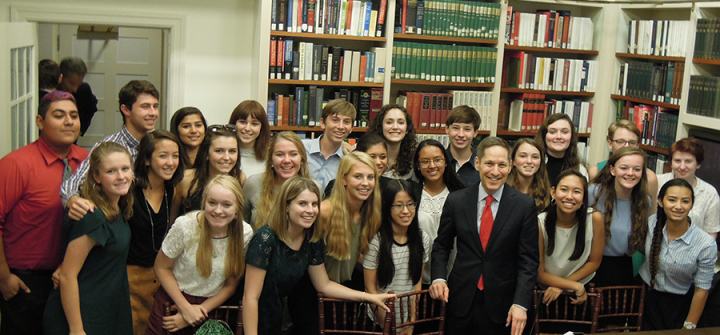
left=491, top=48, right=497, bottom=84
left=391, top=43, right=398, bottom=79
left=302, top=90, right=310, bottom=127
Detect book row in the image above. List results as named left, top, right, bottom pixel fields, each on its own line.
left=395, top=91, right=455, bottom=130
left=694, top=18, right=720, bottom=60
left=506, top=94, right=594, bottom=133
left=616, top=101, right=678, bottom=150
left=616, top=61, right=684, bottom=105
left=391, top=42, right=498, bottom=83
left=627, top=19, right=690, bottom=57
left=266, top=87, right=384, bottom=127
left=646, top=152, right=670, bottom=175
left=394, top=0, right=502, bottom=39
left=270, top=0, right=388, bottom=37
left=503, top=52, right=598, bottom=93
left=687, top=75, right=720, bottom=119
left=506, top=9, right=594, bottom=51
left=269, top=37, right=387, bottom=84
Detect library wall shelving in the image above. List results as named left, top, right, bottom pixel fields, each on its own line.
left=253, top=0, right=720, bottom=166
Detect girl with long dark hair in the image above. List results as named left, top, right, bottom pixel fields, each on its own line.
left=535, top=113, right=588, bottom=186
left=228, top=100, right=271, bottom=177
left=507, top=138, right=552, bottom=212
left=170, top=107, right=207, bottom=167
left=367, top=104, right=418, bottom=180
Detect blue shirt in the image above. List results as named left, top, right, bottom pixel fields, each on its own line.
left=303, top=135, right=344, bottom=190
left=588, top=184, right=633, bottom=256
left=639, top=215, right=717, bottom=294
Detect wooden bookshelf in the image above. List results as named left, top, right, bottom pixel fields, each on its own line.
left=392, top=79, right=494, bottom=88
left=501, top=88, right=594, bottom=96
left=268, top=79, right=384, bottom=88
left=693, top=58, right=720, bottom=66
left=393, top=33, right=497, bottom=45
left=610, top=94, right=680, bottom=109
left=497, top=129, right=590, bottom=138
left=615, top=53, right=685, bottom=62
left=504, top=45, right=599, bottom=55
left=270, top=31, right=386, bottom=42
left=640, top=144, right=669, bottom=155
left=270, top=126, right=369, bottom=132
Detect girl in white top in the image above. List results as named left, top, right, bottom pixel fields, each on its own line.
left=656, top=137, right=720, bottom=239
left=413, top=139, right=465, bottom=285
left=147, top=175, right=253, bottom=334
left=538, top=170, right=604, bottom=304
left=364, top=179, right=430, bottom=334
left=229, top=100, right=271, bottom=178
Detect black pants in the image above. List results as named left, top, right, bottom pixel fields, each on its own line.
left=591, top=255, right=634, bottom=288
left=0, top=269, right=54, bottom=335
left=446, top=289, right=510, bottom=335
left=643, top=287, right=694, bottom=330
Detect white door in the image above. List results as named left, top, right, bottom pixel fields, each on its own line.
left=0, top=22, right=38, bottom=158
left=57, top=25, right=163, bottom=148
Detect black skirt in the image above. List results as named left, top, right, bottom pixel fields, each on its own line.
left=643, top=287, right=694, bottom=330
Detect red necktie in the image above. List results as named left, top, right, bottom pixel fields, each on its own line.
left=477, top=195, right=494, bottom=290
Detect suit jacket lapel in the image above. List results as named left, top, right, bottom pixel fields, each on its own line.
left=464, top=184, right=484, bottom=255
left=485, top=185, right=514, bottom=253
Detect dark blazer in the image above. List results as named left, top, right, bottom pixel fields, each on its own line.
left=431, top=182, right=539, bottom=324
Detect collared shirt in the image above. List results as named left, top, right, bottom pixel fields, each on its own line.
left=0, top=137, right=88, bottom=270
left=303, top=135, right=344, bottom=190
left=60, top=125, right=140, bottom=205
left=477, top=183, right=504, bottom=231
left=657, top=173, right=720, bottom=234
left=447, top=146, right=479, bottom=187
left=639, top=214, right=717, bottom=294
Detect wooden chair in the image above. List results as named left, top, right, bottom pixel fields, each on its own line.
left=593, top=285, right=646, bottom=333
left=163, top=301, right=243, bottom=335
left=393, top=290, right=446, bottom=335
left=318, top=292, right=395, bottom=335
left=532, top=285, right=599, bottom=335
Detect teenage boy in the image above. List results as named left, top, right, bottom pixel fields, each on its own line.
left=445, top=105, right=481, bottom=186
left=61, top=80, right=159, bottom=220
left=0, top=91, right=89, bottom=335
left=303, top=99, right=356, bottom=189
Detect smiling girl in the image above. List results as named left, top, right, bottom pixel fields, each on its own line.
left=507, top=138, right=551, bottom=212
left=639, top=178, right=717, bottom=330
left=170, top=107, right=207, bottom=168
left=589, top=147, right=651, bottom=287
left=535, top=114, right=588, bottom=186
left=368, top=104, right=418, bottom=180
left=537, top=170, right=604, bottom=305
left=243, top=177, right=394, bottom=335
left=44, top=142, right=134, bottom=335
left=229, top=100, right=271, bottom=178
left=146, top=175, right=253, bottom=335
left=324, top=133, right=392, bottom=197
left=172, top=126, right=245, bottom=221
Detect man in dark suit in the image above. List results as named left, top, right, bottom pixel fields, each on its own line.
left=430, top=136, right=539, bottom=335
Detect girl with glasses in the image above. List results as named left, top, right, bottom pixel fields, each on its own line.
left=364, top=179, right=430, bottom=335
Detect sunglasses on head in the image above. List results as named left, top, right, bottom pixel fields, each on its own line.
left=208, top=124, right=238, bottom=133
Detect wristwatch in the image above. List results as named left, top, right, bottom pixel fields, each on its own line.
left=683, top=321, right=697, bottom=330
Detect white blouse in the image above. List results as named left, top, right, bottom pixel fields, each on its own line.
left=538, top=208, right=596, bottom=287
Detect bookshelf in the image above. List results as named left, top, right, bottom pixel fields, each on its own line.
left=253, top=0, right=720, bottom=166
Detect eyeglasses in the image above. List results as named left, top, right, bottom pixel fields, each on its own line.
left=419, top=157, right=445, bottom=168
left=208, top=124, right=238, bottom=133
left=612, top=139, right=638, bottom=147
left=390, top=203, right=416, bottom=211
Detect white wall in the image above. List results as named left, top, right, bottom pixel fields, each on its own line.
left=1, top=0, right=258, bottom=126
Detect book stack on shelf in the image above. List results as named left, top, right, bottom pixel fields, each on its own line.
left=271, top=0, right=387, bottom=37
left=694, top=18, right=720, bottom=60
left=626, top=19, right=690, bottom=57
left=394, top=0, right=502, bottom=38
left=687, top=75, right=720, bottom=119
left=396, top=91, right=453, bottom=130
left=615, top=60, right=683, bottom=105
left=392, top=42, right=497, bottom=83
left=450, top=90, right=494, bottom=131
left=503, top=51, right=598, bottom=92
left=506, top=9, right=594, bottom=50
left=646, top=152, right=669, bottom=174
left=616, top=100, right=678, bottom=150
left=269, top=39, right=387, bottom=84
left=506, top=94, right=593, bottom=133
left=267, top=86, right=384, bottom=127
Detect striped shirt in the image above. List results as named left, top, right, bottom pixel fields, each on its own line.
left=639, top=214, right=717, bottom=294
left=657, top=173, right=720, bottom=234
left=60, top=125, right=140, bottom=205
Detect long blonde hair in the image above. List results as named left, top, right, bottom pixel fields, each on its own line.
left=321, top=152, right=382, bottom=260
left=267, top=176, right=323, bottom=245
left=80, top=142, right=134, bottom=221
left=255, top=131, right=310, bottom=229
left=195, top=175, right=246, bottom=279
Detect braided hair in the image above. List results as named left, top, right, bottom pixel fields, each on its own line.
left=649, top=178, right=694, bottom=289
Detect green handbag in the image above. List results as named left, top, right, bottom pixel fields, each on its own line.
left=194, top=319, right=233, bottom=335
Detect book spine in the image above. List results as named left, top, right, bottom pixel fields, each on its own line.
left=377, top=0, right=387, bottom=37
left=269, top=36, right=277, bottom=79
left=284, top=38, right=294, bottom=80
left=308, top=0, right=316, bottom=32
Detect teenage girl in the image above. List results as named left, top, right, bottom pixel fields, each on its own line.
left=507, top=138, right=552, bottom=212
left=367, top=104, right=418, bottom=180
left=170, top=107, right=207, bottom=167
left=534, top=113, right=588, bottom=186
left=228, top=100, right=271, bottom=178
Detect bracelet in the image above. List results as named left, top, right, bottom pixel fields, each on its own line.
left=684, top=321, right=696, bottom=330
left=362, top=291, right=366, bottom=302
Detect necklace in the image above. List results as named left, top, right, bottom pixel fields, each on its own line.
left=143, top=188, right=169, bottom=252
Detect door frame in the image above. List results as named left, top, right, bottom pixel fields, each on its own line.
left=10, top=3, right=186, bottom=129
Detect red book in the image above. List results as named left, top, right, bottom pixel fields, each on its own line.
left=276, top=94, right=285, bottom=126
left=442, top=94, right=451, bottom=127
left=377, top=0, right=387, bottom=37
left=429, top=94, right=438, bottom=129
left=402, top=0, right=408, bottom=36
left=359, top=55, right=368, bottom=82
left=282, top=97, right=290, bottom=126
left=587, top=102, right=594, bottom=133
left=562, top=16, right=571, bottom=48
left=419, top=93, right=432, bottom=129
left=346, top=1, right=354, bottom=34
left=338, top=56, right=344, bottom=80
left=511, top=11, right=520, bottom=45
left=298, top=0, right=304, bottom=32
left=370, top=88, right=383, bottom=123
left=269, top=37, right=277, bottom=79
left=410, top=92, right=422, bottom=128
left=308, top=0, right=316, bottom=32
left=276, top=37, right=285, bottom=76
